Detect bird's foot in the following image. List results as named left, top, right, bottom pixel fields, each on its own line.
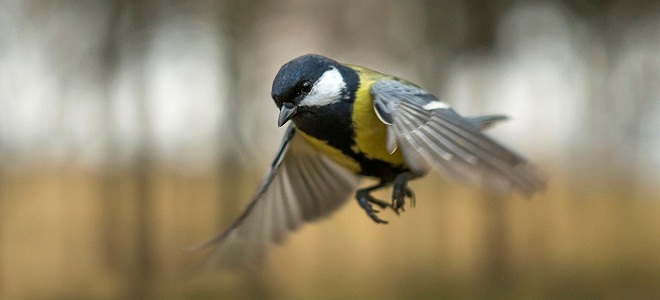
left=356, top=189, right=389, bottom=224
left=392, top=173, right=416, bottom=214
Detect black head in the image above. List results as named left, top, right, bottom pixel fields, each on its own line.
left=271, top=54, right=344, bottom=126
left=271, top=54, right=338, bottom=107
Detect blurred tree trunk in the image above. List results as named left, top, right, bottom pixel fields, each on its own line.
left=124, top=1, right=157, bottom=298
left=0, top=162, right=3, bottom=293
left=134, top=28, right=155, bottom=300
left=462, top=0, right=512, bottom=52
left=0, top=96, right=5, bottom=299
left=99, top=0, right=123, bottom=275
left=218, top=0, right=269, bottom=296
left=421, top=0, right=512, bottom=88
left=216, top=0, right=261, bottom=221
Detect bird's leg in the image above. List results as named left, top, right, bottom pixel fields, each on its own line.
left=356, top=181, right=392, bottom=224
left=392, top=172, right=416, bottom=214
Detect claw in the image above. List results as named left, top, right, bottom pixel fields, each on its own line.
left=391, top=195, right=405, bottom=214
left=407, top=188, right=416, bottom=208
left=392, top=172, right=415, bottom=214
left=356, top=190, right=389, bottom=224
left=365, top=205, right=389, bottom=224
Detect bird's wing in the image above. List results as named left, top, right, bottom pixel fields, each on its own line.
left=371, top=80, right=544, bottom=196
left=193, top=125, right=360, bottom=269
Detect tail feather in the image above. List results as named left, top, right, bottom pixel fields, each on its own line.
left=468, top=115, right=509, bottom=131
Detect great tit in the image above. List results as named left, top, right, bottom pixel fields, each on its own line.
left=196, top=54, right=545, bottom=268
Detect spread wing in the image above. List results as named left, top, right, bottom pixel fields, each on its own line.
left=371, top=80, right=544, bottom=197
left=193, top=125, right=360, bottom=269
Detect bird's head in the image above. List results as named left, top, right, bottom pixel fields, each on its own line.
left=271, top=54, right=347, bottom=127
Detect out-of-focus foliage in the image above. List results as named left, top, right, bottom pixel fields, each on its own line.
left=0, top=0, right=658, bottom=299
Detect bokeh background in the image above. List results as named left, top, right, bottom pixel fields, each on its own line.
left=1, top=0, right=659, bottom=299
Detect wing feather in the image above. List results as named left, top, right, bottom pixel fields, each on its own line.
left=372, top=80, right=544, bottom=197
left=192, top=125, right=360, bottom=269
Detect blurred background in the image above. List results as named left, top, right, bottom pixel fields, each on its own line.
left=1, top=0, right=659, bottom=299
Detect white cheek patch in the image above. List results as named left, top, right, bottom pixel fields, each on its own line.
left=422, top=101, right=450, bottom=110
left=299, top=67, right=346, bottom=107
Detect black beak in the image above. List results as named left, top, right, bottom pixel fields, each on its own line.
left=278, top=106, right=298, bottom=127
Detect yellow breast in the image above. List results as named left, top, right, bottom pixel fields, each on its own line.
left=349, top=66, right=405, bottom=167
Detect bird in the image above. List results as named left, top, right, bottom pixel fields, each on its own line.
left=194, top=54, right=545, bottom=268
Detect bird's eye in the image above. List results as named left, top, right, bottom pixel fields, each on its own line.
left=300, top=80, right=312, bottom=94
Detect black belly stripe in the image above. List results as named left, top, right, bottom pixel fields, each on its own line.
left=353, top=153, right=407, bottom=182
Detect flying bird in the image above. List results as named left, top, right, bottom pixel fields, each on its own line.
left=194, top=54, right=544, bottom=268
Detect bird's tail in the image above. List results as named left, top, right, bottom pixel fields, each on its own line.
left=467, top=114, right=509, bottom=131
